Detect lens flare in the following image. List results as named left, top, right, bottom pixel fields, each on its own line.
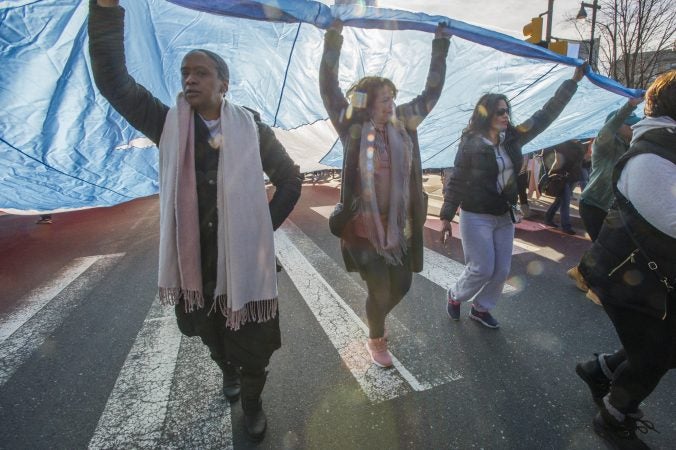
left=526, top=260, right=544, bottom=276
left=507, top=275, right=526, bottom=293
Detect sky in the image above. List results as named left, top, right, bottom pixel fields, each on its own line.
left=327, top=0, right=592, bottom=40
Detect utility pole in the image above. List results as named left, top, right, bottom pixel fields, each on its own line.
left=612, top=0, right=617, bottom=79
left=545, top=0, right=554, bottom=44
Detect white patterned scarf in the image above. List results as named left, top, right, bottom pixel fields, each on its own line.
left=157, top=94, right=278, bottom=330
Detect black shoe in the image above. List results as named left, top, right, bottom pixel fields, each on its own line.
left=593, top=409, right=655, bottom=450
left=575, top=357, right=610, bottom=407
left=544, top=220, right=559, bottom=228
left=222, top=365, right=241, bottom=403
left=243, top=399, right=267, bottom=442
left=446, top=290, right=460, bottom=321
left=469, top=307, right=499, bottom=328
left=562, top=228, right=576, bottom=235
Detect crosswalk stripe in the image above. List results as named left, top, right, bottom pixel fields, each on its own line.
left=281, top=219, right=462, bottom=389
left=276, top=222, right=417, bottom=403
left=420, top=247, right=517, bottom=294
left=88, top=297, right=185, bottom=449
left=159, top=334, right=234, bottom=449
left=309, top=206, right=515, bottom=294
left=0, top=254, right=123, bottom=344
left=0, top=253, right=124, bottom=387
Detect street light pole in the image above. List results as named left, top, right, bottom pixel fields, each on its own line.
left=545, top=0, right=554, bottom=44
left=577, top=0, right=602, bottom=69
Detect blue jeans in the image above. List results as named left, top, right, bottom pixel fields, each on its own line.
left=450, top=210, right=515, bottom=312
left=545, top=182, right=573, bottom=230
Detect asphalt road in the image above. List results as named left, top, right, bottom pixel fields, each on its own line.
left=0, top=184, right=674, bottom=449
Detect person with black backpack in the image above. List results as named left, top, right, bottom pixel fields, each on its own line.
left=575, top=70, right=676, bottom=449
left=542, top=139, right=587, bottom=235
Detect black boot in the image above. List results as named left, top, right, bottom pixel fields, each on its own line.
left=576, top=354, right=611, bottom=406
left=241, top=369, right=268, bottom=442
left=222, top=363, right=241, bottom=403
left=593, top=403, right=655, bottom=450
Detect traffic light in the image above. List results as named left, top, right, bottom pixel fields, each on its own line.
left=548, top=40, right=568, bottom=55
left=523, top=17, right=543, bottom=44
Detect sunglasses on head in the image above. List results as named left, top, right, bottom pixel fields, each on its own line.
left=494, top=108, right=510, bottom=117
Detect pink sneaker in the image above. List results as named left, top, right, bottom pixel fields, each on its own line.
left=366, top=337, right=393, bottom=368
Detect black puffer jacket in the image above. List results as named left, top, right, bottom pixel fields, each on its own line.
left=440, top=79, right=578, bottom=221
left=579, top=128, right=676, bottom=319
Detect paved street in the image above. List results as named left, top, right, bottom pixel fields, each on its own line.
left=0, top=182, right=674, bottom=449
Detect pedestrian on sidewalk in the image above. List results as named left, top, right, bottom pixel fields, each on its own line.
left=543, top=139, right=586, bottom=235
left=36, top=214, right=53, bottom=224
left=88, top=0, right=302, bottom=442
left=575, top=70, right=676, bottom=449
left=320, top=19, right=451, bottom=367
left=440, top=63, right=586, bottom=328
left=566, top=96, right=643, bottom=300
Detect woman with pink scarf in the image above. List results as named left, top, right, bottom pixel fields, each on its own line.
left=320, top=20, right=451, bottom=367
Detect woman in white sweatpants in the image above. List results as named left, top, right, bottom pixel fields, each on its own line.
left=440, top=65, right=585, bottom=328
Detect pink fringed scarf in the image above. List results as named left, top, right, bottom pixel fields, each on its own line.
left=358, top=119, right=413, bottom=265
left=157, top=94, right=278, bottom=330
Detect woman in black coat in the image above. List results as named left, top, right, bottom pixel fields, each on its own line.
left=320, top=19, right=450, bottom=367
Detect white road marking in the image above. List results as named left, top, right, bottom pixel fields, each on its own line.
left=277, top=221, right=463, bottom=403
left=0, top=253, right=125, bottom=386
left=159, top=334, right=234, bottom=449
left=276, top=223, right=416, bottom=403
left=88, top=297, right=185, bottom=449
left=421, top=248, right=517, bottom=294
left=513, top=238, right=541, bottom=253
left=310, top=206, right=516, bottom=295
left=0, top=254, right=122, bottom=343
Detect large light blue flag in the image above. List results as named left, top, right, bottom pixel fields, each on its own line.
left=0, top=0, right=643, bottom=212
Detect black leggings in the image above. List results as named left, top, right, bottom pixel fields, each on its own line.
left=517, top=171, right=529, bottom=206
left=579, top=200, right=607, bottom=242
left=602, top=303, right=676, bottom=413
left=359, top=255, right=413, bottom=339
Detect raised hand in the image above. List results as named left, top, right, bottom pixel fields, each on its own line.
left=628, top=94, right=644, bottom=107
left=329, top=19, right=343, bottom=34
left=572, top=62, right=588, bottom=83
left=435, top=21, right=452, bottom=39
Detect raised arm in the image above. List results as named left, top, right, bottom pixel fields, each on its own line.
left=319, top=20, right=350, bottom=135
left=88, top=0, right=169, bottom=145
left=396, top=24, right=451, bottom=130
left=593, top=97, right=643, bottom=151
left=514, top=64, right=586, bottom=147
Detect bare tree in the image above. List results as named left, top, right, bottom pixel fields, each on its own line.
left=567, top=0, right=675, bottom=89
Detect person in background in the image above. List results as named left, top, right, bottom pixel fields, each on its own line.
left=36, top=215, right=53, bottom=224
left=320, top=19, right=451, bottom=367
left=566, top=97, right=643, bottom=299
left=440, top=64, right=586, bottom=328
left=543, top=139, right=586, bottom=235
left=575, top=69, right=675, bottom=450
left=89, top=0, right=302, bottom=441
left=516, top=157, right=531, bottom=218
left=578, top=140, right=592, bottom=192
